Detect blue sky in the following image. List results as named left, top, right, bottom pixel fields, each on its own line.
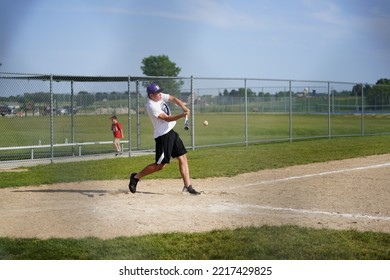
left=1, top=0, right=389, bottom=84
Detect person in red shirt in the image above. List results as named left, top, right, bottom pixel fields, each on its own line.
left=110, top=115, right=123, bottom=156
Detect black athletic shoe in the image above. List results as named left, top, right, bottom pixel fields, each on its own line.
left=129, top=173, right=139, bottom=193
left=182, top=185, right=201, bottom=195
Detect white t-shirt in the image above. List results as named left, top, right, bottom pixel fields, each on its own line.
left=146, top=93, right=176, bottom=138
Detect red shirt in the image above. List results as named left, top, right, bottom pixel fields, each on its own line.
left=111, top=122, right=122, bottom=138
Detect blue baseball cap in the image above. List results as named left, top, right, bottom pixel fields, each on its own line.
left=147, top=83, right=163, bottom=94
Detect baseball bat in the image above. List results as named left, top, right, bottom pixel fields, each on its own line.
left=184, top=115, right=189, bottom=130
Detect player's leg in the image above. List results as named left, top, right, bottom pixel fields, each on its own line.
left=113, top=138, right=121, bottom=154
left=129, top=163, right=165, bottom=193
left=177, top=154, right=191, bottom=187
left=171, top=131, right=201, bottom=195
left=135, top=163, right=165, bottom=179
left=128, top=134, right=167, bottom=193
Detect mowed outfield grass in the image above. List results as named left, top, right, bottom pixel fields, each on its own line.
left=1, top=112, right=390, bottom=151
left=2, top=134, right=390, bottom=187
left=1, top=135, right=390, bottom=259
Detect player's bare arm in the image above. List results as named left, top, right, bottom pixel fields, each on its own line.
left=169, top=95, right=190, bottom=115
left=156, top=95, right=190, bottom=122
left=158, top=111, right=187, bottom=122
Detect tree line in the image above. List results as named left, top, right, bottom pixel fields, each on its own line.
left=1, top=55, right=390, bottom=108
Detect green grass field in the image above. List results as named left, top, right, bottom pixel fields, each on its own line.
left=2, top=113, right=390, bottom=160
left=1, top=136, right=390, bottom=259
left=1, top=226, right=388, bottom=260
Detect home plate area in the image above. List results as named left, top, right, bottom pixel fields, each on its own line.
left=0, top=154, right=389, bottom=239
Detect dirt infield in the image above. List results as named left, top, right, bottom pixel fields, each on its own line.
left=1, top=154, right=389, bottom=239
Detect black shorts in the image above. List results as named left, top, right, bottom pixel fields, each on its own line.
left=155, top=129, right=187, bottom=164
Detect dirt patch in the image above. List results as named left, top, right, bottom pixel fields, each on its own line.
left=0, top=154, right=389, bottom=239
left=0, top=168, right=29, bottom=173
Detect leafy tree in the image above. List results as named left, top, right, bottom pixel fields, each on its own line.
left=76, top=91, right=94, bottom=108
left=140, top=55, right=183, bottom=95
left=229, top=89, right=240, bottom=97
left=221, top=89, right=229, bottom=96
left=220, top=88, right=257, bottom=97
left=377, top=78, right=390, bottom=85
left=358, top=78, right=390, bottom=109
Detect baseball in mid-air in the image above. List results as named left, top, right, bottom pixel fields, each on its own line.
left=203, top=120, right=209, bottom=126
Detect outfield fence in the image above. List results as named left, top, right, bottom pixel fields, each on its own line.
left=1, top=72, right=390, bottom=163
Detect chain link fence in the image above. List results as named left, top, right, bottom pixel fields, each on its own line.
left=1, top=72, right=390, bottom=164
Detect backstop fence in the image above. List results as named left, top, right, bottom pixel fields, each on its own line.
left=1, top=72, right=390, bottom=164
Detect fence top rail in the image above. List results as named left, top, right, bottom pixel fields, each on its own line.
left=0, top=74, right=130, bottom=82
left=1, top=72, right=383, bottom=86
left=193, top=76, right=372, bottom=85
left=0, top=141, right=129, bottom=151
left=0, top=72, right=192, bottom=82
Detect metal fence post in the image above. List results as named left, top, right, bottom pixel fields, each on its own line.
left=127, top=76, right=132, bottom=157
left=190, top=76, right=195, bottom=150
left=50, top=75, right=54, bottom=163
left=332, top=87, right=335, bottom=115
left=361, top=84, right=365, bottom=135
left=328, top=82, right=331, bottom=139
left=136, top=80, right=141, bottom=150
left=289, top=80, right=293, bottom=143
left=71, top=80, right=75, bottom=156
left=244, top=78, right=248, bottom=146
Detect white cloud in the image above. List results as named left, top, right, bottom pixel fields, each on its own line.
left=98, top=0, right=261, bottom=29
left=302, top=0, right=355, bottom=30
left=178, top=0, right=260, bottom=28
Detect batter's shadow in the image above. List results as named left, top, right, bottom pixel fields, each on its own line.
left=126, top=191, right=163, bottom=195
left=13, top=189, right=163, bottom=197
left=13, top=189, right=109, bottom=197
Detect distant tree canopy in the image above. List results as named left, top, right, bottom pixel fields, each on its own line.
left=220, top=88, right=257, bottom=97
left=353, top=78, right=390, bottom=108
left=377, top=78, right=390, bottom=85
left=140, top=55, right=184, bottom=95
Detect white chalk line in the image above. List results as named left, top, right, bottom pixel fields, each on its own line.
left=239, top=162, right=390, bottom=188
left=222, top=162, right=390, bottom=222
left=235, top=203, right=390, bottom=222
